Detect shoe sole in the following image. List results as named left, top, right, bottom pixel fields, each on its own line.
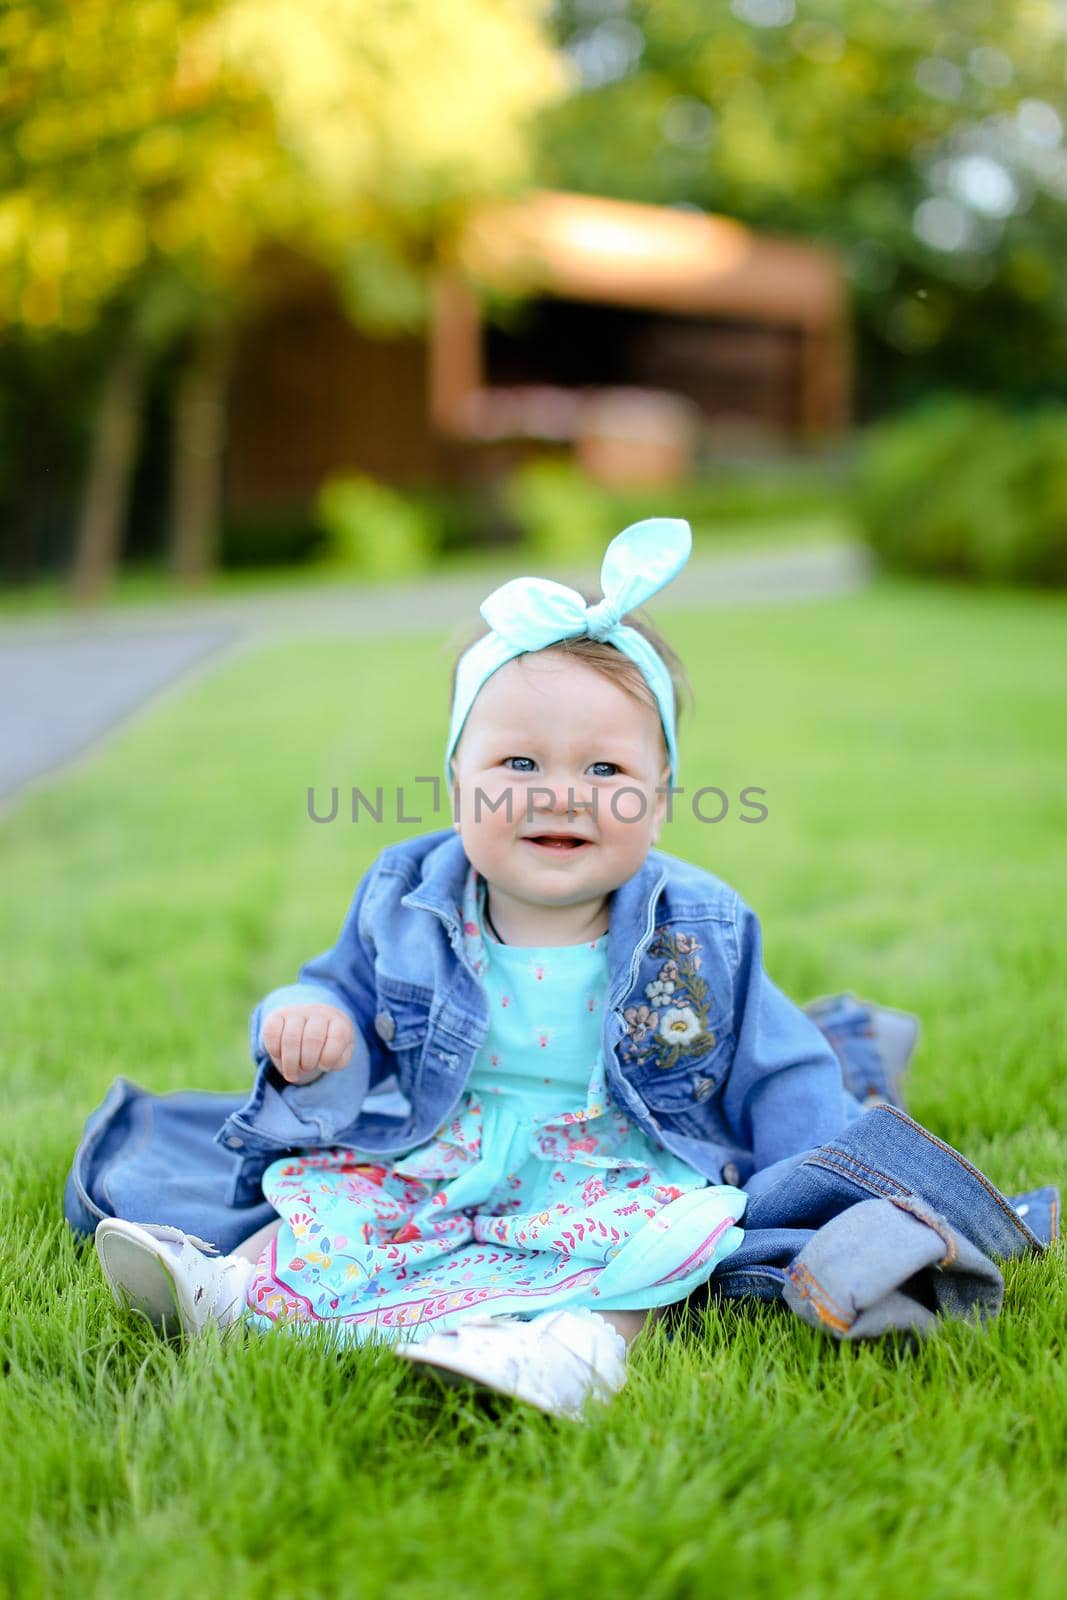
left=95, top=1225, right=187, bottom=1338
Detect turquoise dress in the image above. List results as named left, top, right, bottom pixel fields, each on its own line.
left=246, top=870, right=745, bottom=1341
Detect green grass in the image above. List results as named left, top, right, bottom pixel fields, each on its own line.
left=2, top=575, right=1066, bottom=1598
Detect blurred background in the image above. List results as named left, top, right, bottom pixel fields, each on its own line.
left=2, top=0, right=1066, bottom=603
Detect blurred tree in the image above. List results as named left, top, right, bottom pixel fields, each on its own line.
left=0, top=0, right=566, bottom=595
left=538, top=0, right=1067, bottom=411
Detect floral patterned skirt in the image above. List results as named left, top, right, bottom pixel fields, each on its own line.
left=245, top=1090, right=745, bottom=1343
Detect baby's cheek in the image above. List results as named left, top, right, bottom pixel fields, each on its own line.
left=602, top=782, right=658, bottom=833
left=469, top=781, right=522, bottom=830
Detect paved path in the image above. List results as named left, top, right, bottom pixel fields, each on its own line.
left=0, top=627, right=237, bottom=801
left=0, top=541, right=872, bottom=803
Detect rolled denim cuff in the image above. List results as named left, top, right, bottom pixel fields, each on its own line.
left=782, top=1194, right=1004, bottom=1340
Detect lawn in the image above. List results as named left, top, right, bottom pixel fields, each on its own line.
left=2, top=573, right=1065, bottom=1599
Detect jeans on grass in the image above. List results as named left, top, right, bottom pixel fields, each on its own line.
left=707, top=1104, right=1057, bottom=1338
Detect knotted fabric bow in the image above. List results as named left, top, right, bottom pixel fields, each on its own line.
left=446, top=517, right=692, bottom=783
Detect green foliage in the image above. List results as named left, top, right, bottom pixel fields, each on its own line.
left=496, top=454, right=850, bottom=564
left=499, top=455, right=615, bottom=560
left=0, top=0, right=570, bottom=588
left=541, top=2, right=1067, bottom=403
left=219, top=506, right=325, bottom=568
left=0, top=0, right=567, bottom=337
left=314, top=473, right=441, bottom=577
left=605, top=460, right=849, bottom=532
left=854, top=397, right=1067, bottom=586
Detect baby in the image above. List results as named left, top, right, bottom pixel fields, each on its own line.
left=92, top=519, right=871, bottom=1417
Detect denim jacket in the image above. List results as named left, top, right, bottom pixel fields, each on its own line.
left=215, top=828, right=863, bottom=1192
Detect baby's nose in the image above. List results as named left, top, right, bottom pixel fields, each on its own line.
left=531, top=777, right=593, bottom=816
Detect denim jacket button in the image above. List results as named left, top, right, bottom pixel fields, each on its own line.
left=722, top=1161, right=741, bottom=1186
left=694, top=1075, right=716, bottom=1101
left=226, top=1135, right=244, bottom=1150
left=374, top=1012, right=395, bottom=1043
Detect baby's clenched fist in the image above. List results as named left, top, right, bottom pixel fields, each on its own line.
left=261, top=1003, right=356, bottom=1084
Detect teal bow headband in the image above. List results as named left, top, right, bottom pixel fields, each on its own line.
left=446, top=517, right=692, bottom=784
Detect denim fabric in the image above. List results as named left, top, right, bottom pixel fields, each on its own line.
left=802, top=991, right=917, bottom=1109
left=225, top=829, right=866, bottom=1189
left=63, top=992, right=895, bottom=1256
left=708, top=1104, right=1057, bottom=1314
left=63, top=1079, right=278, bottom=1251
left=781, top=1196, right=1005, bottom=1339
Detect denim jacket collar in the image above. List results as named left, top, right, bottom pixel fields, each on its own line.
left=398, top=831, right=467, bottom=939
left=397, top=829, right=668, bottom=998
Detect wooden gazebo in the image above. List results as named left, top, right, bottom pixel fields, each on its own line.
left=224, top=189, right=850, bottom=511
left=431, top=188, right=849, bottom=438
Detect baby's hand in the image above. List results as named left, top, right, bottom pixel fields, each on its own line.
left=261, top=1004, right=356, bottom=1085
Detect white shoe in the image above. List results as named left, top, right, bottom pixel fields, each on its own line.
left=95, top=1219, right=254, bottom=1339
left=396, top=1307, right=628, bottom=1420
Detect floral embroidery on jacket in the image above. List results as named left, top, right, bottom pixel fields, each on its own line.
left=621, top=928, right=716, bottom=1071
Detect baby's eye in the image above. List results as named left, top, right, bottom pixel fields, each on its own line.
left=503, top=756, right=537, bottom=773
left=587, top=761, right=620, bottom=778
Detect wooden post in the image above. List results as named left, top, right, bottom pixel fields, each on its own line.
left=169, top=323, right=234, bottom=584
left=427, top=274, right=483, bottom=436
left=70, top=337, right=146, bottom=604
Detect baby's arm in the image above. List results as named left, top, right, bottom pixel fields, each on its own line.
left=722, top=897, right=852, bottom=1172
left=251, top=861, right=381, bottom=1089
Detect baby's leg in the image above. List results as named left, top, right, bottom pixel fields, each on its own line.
left=598, top=1307, right=662, bottom=1346
left=231, top=1217, right=283, bottom=1263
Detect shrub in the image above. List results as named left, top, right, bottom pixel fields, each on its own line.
left=219, top=508, right=326, bottom=568
left=315, top=474, right=441, bottom=577
left=499, top=456, right=614, bottom=562
left=854, top=397, right=1067, bottom=587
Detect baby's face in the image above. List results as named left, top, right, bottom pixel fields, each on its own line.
left=450, top=651, right=669, bottom=922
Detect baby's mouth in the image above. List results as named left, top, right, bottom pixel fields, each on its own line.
left=523, top=835, right=590, bottom=851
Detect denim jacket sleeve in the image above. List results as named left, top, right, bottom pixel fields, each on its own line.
left=248, top=856, right=383, bottom=1089
left=723, top=895, right=852, bottom=1169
